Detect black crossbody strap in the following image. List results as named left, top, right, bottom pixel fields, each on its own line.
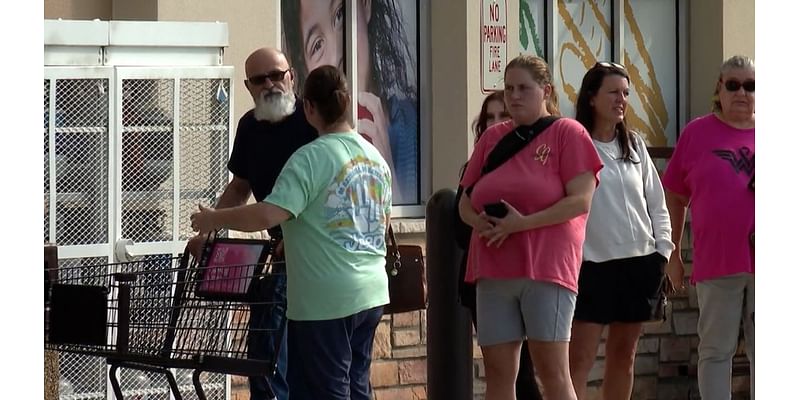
left=465, top=116, right=561, bottom=195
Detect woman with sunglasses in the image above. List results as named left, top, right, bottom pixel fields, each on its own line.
left=568, top=62, right=674, bottom=400
left=662, top=55, right=755, bottom=400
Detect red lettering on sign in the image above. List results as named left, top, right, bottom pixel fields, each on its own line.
left=490, top=59, right=503, bottom=72
left=482, top=26, right=507, bottom=43
left=489, top=3, right=500, bottom=22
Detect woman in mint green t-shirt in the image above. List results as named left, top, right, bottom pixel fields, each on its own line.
left=191, top=65, right=392, bottom=400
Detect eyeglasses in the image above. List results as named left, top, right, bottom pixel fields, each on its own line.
left=247, top=69, right=290, bottom=85
left=594, top=61, right=626, bottom=71
left=722, top=79, right=755, bottom=93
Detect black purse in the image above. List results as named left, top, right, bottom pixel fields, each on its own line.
left=383, top=226, right=427, bottom=314
left=649, top=271, right=676, bottom=322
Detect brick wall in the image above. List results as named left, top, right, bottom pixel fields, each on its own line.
left=368, top=232, right=430, bottom=400
left=371, top=310, right=429, bottom=399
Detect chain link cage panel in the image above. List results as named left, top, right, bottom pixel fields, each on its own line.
left=44, top=79, right=51, bottom=243
left=178, top=79, right=231, bottom=241
left=121, top=79, right=175, bottom=243
left=176, top=370, right=226, bottom=400
left=118, top=368, right=171, bottom=400
left=58, top=353, right=107, bottom=400
left=53, top=79, right=110, bottom=246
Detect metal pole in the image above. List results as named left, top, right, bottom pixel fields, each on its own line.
left=426, top=189, right=473, bottom=400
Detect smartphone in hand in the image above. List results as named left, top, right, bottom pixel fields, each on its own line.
left=484, top=202, right=509, bottom=218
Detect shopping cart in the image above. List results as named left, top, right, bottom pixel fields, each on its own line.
left=45, top=238, right=286, bottom=400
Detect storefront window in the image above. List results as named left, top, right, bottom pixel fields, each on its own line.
left=519, top=0, right=682, bottom=145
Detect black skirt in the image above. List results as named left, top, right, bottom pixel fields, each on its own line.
left=574, top=252, right=667, bottom=324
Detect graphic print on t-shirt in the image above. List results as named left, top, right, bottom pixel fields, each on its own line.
left=534, top=143, right=551, bottom=165
left=712, top=147, right=754, bottom=176
left=324, top=155, right=391, bottom=252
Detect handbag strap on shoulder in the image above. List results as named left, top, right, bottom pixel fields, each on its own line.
left=386, top=225, right=401, bottom=258
left=465, top=116, right=561, bottom=196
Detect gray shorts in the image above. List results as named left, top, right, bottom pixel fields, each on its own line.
left=476, top=278, right=577, bottom=346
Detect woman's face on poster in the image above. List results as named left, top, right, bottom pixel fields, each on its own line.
left=299, top=0, right=372, bottom=89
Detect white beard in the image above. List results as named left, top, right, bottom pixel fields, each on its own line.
left=253, top=90, right=296, bottom=123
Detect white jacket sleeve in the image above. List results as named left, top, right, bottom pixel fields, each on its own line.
left=637, top=133, right=675, bottom=260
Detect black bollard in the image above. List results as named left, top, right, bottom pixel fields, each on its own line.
left=426, top=188, right=473, bottom=400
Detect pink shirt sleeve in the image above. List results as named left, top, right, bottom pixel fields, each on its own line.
left=557, top=121, right=603, bottom=186
left=661, top=125, right=692, bottom=197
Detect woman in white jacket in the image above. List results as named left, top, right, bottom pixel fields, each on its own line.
left=568, top=62, right=674, bottom=400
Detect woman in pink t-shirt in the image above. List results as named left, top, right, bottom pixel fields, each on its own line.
left=662, top=55, right=755, bottom=400
left=458, top=55, right=602, bottom=400
left=458, top=91, right=543, bottom=399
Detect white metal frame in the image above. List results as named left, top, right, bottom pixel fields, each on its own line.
left=46, top=19, right=235, bottom=400
left=45, top=64, right=235, bottom=400
left=45, top=65, right=119, bottom=400
left=44, top=66, right=116, bottom=262
left=113, top=66, right=235, bottom=260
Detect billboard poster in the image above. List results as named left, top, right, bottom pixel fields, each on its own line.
left=281, top=0, right=420, bottom=205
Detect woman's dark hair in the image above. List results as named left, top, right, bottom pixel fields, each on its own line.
left=575, top=63, right=637, bottom=163
left=281, top=0, right=417, bottom=101
left=367, top=0, right=417, bottom=100
left=472, top=91, right=505, bottom=140
left=304, top=65, right=351, bottom=125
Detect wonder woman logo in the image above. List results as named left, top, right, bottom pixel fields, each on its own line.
left=712, top=147, right=754, bottom=176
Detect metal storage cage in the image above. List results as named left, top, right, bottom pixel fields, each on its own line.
left=45, top=19, right=235, bottom=400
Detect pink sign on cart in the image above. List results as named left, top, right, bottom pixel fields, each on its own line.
left=196, top=238, right=270, bottom=300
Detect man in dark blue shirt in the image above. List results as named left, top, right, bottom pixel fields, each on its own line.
left=188, top=47, right=316, bottom=400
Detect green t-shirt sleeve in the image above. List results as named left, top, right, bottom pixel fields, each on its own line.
left=263, top=146, right=322, bottom=218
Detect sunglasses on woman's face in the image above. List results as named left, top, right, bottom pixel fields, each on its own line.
left=594, top=61, right=626, bottom=71
left=247, top=69, right=290, bottom=85
left=723, top=79, right=755, bottom=93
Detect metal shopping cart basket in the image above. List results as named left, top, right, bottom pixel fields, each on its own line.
left=45, top=237, right=286, bottom=400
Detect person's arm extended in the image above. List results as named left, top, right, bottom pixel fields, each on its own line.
left=215, top=176, right=252, bottom=209
left=665, top=190, right=689, bottom=289
left=665, top=191, right=688, bottom=257
left=191, top=202, right=292, bottom=233
left=482, top=171, right=596, bottom=247
left=186, top=175, right=254, bottom=257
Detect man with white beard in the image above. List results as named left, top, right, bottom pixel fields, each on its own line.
left=187, top=47, right=317, bottom=400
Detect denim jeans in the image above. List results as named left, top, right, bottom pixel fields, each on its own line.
left=286, top=306, right=383, bottom=400
left=248, top=262, right=289, bottom=400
